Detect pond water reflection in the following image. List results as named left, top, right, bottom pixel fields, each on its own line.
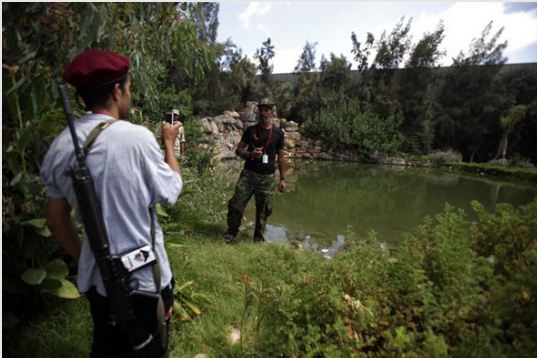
left=239, top=161, right=537, bottom=247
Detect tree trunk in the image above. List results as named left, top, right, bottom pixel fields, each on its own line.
left=495, top=131, right=508, bottom=160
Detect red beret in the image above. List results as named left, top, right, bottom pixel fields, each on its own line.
left=63, top=50, right=131, bottom=91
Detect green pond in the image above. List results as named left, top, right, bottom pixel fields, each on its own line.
left=239, top=161, right=537, bottom=250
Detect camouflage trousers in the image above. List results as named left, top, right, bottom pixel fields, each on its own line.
left=226, top=169, right=276, bottom=241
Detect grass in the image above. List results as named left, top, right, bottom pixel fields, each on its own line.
left=445, top=161, right=537, bottom=182
left=8, top=227, right=324, bottom=357
left=166, top=231, right=323, bottom=357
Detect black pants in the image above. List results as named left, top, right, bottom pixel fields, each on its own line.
left=86, top=283, right=174, bottom=358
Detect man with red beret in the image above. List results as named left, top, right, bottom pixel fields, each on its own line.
left=41, top=49, right=182, bottom=357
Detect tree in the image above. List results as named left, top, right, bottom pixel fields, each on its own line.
left=436, top=21, right=508, bottom=162
left=398, top=21, right=445, bottom=153
left=373, top=17, right=413, bottom=70
left=294, top=41, right=318, bottom=73
left=254, top=37, right=275, bottom=86
left=500, top=67, right=537, bottom=164
left=495, top=105, right=527, bottom=160
left=351, top=31, right=374, bottom=73
left=2, top=2, right=215, bottom=329
left=319, top=54, right=328, bottom=71
left=361, top=17, right=413, bottom=119
left=230, top=56, right=263, bottom=103
left=319, top=53, right=353, bottom=108
left=184, top=2, right=220, bottom=45
left=220, top=38, right=243, bottom=71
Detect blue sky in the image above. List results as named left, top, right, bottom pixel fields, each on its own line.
left=217, top=2, right=537, bottom=73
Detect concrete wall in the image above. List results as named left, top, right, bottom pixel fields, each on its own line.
left=270, top=62, right=537, bottom=86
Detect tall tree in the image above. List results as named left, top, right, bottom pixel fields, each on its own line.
left=184, top=2, right=220, bottom=45
left=319, top=53, right=353, bottom=108
left=351, top=31, right=375, bottom=73
left=500, top=67, right=537, bottom=164
left=436, top=21, right=508, bottom=161
left=294, top=41, right=318, bottom=73
left=398, top=21, right=446, bottom=153
left=373, top=17, right=413, bottom=70
left=362, top=17, right=413, bottom=119
left=254, top=37, right=275, bottom=87
left=291, top=41, right=320, bottom=122
left=495, top=105, right=527, bottom=160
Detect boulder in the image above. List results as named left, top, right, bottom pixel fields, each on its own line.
left=200, top=117, right=213, bottom=134
left=240, top=102, right=257, bottom=123
left=224, top=110, right=241, bottom=119
left=210, top=121, right=219, bottom=137
left=285, top=138, right=296, bottom=149
left=286, top=131, right=301, bottom=141
left=285, top=120, right=299, bottom=131
left=215, top=113, right=236, bottom=125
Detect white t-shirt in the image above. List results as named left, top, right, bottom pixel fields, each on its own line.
left=41, top=113, right=182, bottom=296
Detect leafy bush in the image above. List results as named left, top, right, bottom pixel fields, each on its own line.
left=235, top=200, right=537, bottom=356
left=425, top=149, right=463, bottom=167
left=304, top=99, right=403, bottom=155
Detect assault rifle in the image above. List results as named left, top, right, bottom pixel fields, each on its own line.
left=58, top=85, right=163, bottom=357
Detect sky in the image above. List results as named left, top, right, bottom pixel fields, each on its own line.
left=216, top=2, right=537, bottom=73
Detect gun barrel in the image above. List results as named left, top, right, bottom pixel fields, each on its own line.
left=58, top=85, right=85, bottom=164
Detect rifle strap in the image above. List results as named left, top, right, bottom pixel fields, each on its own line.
left=149, top=206, right=167, bottom=347
left=83, top=119, right=117, bottom=153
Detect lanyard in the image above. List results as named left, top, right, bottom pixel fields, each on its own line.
left=256, top=124, right=273, bottom=154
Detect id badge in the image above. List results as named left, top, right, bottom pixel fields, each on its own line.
left=262, top=154, right=268, bottom=164
left=120, top=245, right=156, bottom=272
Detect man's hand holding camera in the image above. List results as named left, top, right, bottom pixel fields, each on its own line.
left=162, top=120, right=182, bottom=147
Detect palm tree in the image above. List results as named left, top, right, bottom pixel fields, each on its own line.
left=495, top=105, right=527, bottom=160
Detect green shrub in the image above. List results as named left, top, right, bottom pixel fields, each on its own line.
left=304, top=99, right=403, bottom=155
left=425, top=149, right=463, bottom=167
left=234, top=201, right=536, bottom=356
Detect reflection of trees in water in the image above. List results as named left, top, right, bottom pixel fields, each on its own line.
left=232, top=160, right=537, bottom=242
left=275, top=161, right=537, bottom=242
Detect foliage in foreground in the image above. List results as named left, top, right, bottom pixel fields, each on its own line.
left=222, top=200, right=536, bottom=357
left=10, top=166, right=536, bottom=357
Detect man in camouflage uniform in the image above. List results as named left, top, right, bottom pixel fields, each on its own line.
left=224, top=98, right=286, bottom=243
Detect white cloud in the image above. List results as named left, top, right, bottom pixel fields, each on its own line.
left=239, top=3, right=272, bottom=29
left=256, top=23, right=271, bottom=37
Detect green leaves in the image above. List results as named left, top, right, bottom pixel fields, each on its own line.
left=20, top=268, right=47, bottom=286
left=173, top=279, right=209, bottom=322
left=44, top=259, right=69, bottom=279
left=41, top=279, right=80, bottom=299
left=305, top=99, right=402, bottom=155
left=18, top=259, right=80, bottom=299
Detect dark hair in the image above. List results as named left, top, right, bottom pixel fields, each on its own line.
left=78, top=75, right=128, bottom=110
